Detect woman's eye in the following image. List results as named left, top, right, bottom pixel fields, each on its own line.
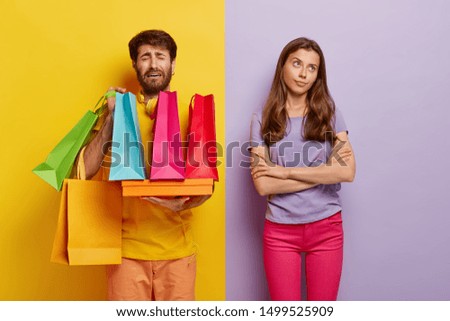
left=293, top=60, right=300, bottom=67
left=308, top=65, right=316, bottom=72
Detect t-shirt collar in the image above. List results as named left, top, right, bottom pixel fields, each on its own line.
left=137, top=90, right=158, bottom=116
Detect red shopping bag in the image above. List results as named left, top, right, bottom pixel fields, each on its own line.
left=149, top=91, right=185, bottom=180
left=185, top=94, right=219, bottom=180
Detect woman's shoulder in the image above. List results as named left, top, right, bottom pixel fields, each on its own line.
left=334, top=106, right=344, bottom=117
left=333, top=107, right=348, bottom=133
left=251, top=108, right=264, bottom=121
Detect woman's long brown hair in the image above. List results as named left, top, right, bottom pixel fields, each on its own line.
left=261, top=37, right=336, bottom=146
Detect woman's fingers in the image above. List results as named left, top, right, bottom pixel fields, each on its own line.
left=251, top=166, right=267, bottom=178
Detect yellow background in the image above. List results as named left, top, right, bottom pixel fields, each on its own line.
left=0, top=0, right=225, bottom=300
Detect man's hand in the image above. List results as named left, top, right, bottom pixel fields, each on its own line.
left=106, top=86, right=127, bottom=114
left=142, top=195, right=211, bottom=212
left=142, top=196, right=190, bottom=212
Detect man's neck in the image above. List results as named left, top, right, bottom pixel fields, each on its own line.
left=143, top=93, right=157, bottom=105
left=142, top=86, right=171, bottom=104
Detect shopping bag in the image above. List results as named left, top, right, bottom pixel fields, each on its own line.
left=149, top=91, right=185, bottom=180
left=50, top=179, right=122, bottom=265
left=109, top=92, right=146, bottom=180
left=33, top=95, right=108, bottom=191
left=185, top=94, right=219, bottom=180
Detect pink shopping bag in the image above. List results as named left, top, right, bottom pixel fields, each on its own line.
left=149, top=91, right=185, bottom=180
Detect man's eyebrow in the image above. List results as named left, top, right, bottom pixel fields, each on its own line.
left=139, top=50, right=167, bottom=58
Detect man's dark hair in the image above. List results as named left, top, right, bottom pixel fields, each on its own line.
left=128, top=30, right=177, bottom=62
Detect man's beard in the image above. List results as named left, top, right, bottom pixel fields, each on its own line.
left=137, top=67, right=172, bottom=97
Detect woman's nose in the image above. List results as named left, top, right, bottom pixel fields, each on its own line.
left=299, top=67, right=306, bottom=78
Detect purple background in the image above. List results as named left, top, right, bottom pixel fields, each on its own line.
left=226, top=0, right=450, bottom=300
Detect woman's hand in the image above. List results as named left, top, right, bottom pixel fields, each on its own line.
left=328, top=145, right=353, bottom=166
left=249, top=146, right=319, bottom=195
left=251, top=154, right=289, bottom=180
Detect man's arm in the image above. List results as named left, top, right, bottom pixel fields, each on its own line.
left=83, top=87, right=126, bottom=179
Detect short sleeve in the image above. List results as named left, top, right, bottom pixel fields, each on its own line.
left=75, top=146, right=87, bottom=180
left=334, top=108, right=348, bottom=134
left=74, top=146, right=108, bottom=181
left=249, top=111, right=265, bottom=149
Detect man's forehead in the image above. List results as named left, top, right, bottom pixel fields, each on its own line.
left=137, top=44, right=169, bottom=55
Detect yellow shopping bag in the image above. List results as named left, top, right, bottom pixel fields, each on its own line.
left=51, top=179, right=122, bottom=265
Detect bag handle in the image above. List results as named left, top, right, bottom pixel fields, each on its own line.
left=76, top=91, right=117, bottom=181
left=76, top=147, right=87, bottom=181
left=187, top=94, right=196, bottom=136
left=92, top=90, right=116, bottom=117
left=149, top=97, right=158, bottom=120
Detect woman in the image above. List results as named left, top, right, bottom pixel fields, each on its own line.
left=250, top=37, right=356, bottom=301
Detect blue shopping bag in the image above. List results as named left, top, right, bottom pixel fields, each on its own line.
left=109, top=92, right=146, bottom=180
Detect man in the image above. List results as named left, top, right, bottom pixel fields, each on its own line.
left=77, top=30, right=210, bottom=300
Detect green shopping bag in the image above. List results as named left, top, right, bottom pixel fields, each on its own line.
left=33, top=93, right=113, bottom=191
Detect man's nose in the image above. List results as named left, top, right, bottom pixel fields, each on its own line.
left=150, top=57, right=157, bottom=68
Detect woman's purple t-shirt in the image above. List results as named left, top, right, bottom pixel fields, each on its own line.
left=250, top=108, right=348, bottom=224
